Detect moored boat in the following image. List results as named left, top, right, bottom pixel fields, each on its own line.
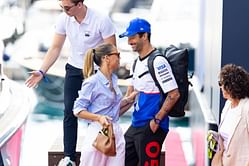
left=0, top=40, right=36, bottom=166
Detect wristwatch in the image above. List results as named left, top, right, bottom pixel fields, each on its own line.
left=153, top=118, right=161, bottom=125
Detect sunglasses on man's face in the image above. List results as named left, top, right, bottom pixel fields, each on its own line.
left=59, top=3, right=76, bottom=12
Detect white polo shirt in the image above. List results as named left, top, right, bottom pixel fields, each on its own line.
left=55, top=8, right=116, bottom=69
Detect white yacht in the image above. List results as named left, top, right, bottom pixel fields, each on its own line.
left=0, top=40, right=36, bottom=166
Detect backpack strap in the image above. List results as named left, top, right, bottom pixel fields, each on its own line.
left=132, top=58, right=138, bottom=73
left=126, top=58, right=138, bottom=79
left=148, top=49, right=168, bottom=107
left=147, top=49, right=166, bottom=94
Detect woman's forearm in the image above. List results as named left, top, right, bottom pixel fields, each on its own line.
left=76, top=110, right=101, bottom=122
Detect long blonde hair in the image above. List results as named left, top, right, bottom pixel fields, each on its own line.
left=83, top=43, right=114, bottom=79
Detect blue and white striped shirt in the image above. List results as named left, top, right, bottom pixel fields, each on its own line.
left=73, top=71, right=123, bottom=123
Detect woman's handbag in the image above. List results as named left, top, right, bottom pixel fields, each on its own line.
left=92, top=123, right=116, bottom=156
left=208, top=130, right=224, bottom=166
left=207, top=130, right=219, bottom=159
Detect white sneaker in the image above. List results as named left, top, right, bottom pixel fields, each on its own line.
left=57, top=157, right=76, bottom=166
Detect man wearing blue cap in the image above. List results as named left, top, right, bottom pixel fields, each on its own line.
left=119, top=18, right=180, bottom=166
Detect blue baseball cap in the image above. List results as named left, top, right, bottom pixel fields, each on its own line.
left=119, top=18, right=151, bottom=38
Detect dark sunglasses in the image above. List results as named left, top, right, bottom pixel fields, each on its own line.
left=107, top=52, right=120, bottom=58
left=218, top=81, right=222, bottom=87
left=59, top=4, right=76, bottom=12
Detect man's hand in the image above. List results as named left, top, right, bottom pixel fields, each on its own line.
left=25, top=71, right=43, bottom=88
left=150, top=119, right=160, bottom=133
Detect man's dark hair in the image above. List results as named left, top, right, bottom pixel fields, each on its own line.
left=138, top=32, right=151, bottom=42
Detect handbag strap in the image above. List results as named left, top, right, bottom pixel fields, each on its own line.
left=101, top=123, right=114, bottom=137
left=107, top=123, right=114, bottom=138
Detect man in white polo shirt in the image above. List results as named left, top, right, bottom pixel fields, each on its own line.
left=119, top=18, right=180, bottom=166
left=25, top=0, right=116, bottom=165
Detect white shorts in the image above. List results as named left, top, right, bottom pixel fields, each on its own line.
left=79, top=122, right=125, bottom=166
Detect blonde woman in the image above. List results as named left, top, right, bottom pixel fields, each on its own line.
left=73, top=43, right=137, bottom=166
